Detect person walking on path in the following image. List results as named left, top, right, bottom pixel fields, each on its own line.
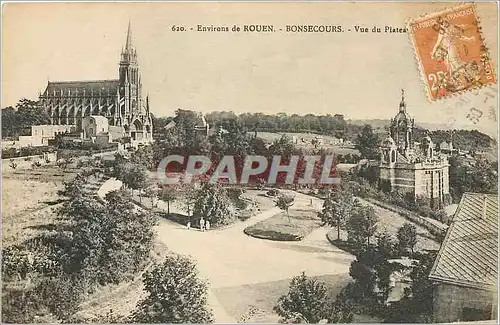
left=205, top=220, right=210, bottom=231
left=186, top=221, right=191, bottom=230
left=200, top=217, right=205, bottom=231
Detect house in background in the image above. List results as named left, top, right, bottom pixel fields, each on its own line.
left=15, top=125, right=75, bottom=148
left=429, top=193, right=498, bottom=323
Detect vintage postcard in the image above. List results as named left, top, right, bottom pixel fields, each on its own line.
left=1, top=2, right=498, bottom=324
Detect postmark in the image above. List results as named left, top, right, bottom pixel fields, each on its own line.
left=408, top=4, right=496, bottom=101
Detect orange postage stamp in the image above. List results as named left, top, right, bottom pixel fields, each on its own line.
left=408, top=4, right=496, bottom=101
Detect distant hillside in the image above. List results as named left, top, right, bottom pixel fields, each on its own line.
left=347, top=118, right=448, bottom=131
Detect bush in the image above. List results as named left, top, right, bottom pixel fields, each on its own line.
left=132, top=254, right=214, bottom=323
left=274, top=272, right=330, bottom=323
left=267, top=188, right=280, bottom=197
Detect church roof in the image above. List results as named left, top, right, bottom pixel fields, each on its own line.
left=429, top=193, right=498, bottom=290
left=43, top=80, right=120, bottom=97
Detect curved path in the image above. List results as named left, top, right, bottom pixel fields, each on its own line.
left=155, top=202, right=355, bottom=322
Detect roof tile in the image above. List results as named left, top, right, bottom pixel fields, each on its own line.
left=429, top=193, right=498, bottom=289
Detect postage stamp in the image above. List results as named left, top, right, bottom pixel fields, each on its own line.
left=408, top=4, right=497, bottom=101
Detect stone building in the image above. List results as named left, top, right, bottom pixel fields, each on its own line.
left=429, top=193, right=498, bottom=323
left=38, top=23, right=153, bottom=145
left=17, top=124, right=76, bottom=147
left=379, top=90, right=450, bottom=206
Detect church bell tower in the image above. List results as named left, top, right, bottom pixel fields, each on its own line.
left=119, top=22, right=142, bottom=119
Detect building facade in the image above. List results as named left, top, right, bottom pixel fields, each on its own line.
left=38, top=23, right=153, bottom=144
left=16, top=124, right=76, bottom=147
left=379, top=90, right=450, bottom=206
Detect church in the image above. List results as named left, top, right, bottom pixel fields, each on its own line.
left=379, top=90, right=450, bottom=207
left=38, top=23, right=153, bottom=144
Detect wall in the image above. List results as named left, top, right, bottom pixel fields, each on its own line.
left=32, top=125, right=75, bottom=138
left=433, top=282, right=496, bottom=323
left=108, top=126, right=125, bottom=141
left=82, top=116, right=109, bottom=138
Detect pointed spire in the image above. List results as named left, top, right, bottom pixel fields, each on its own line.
left=125, top=21, right=133, bottom=51
left=399, top=88, right=406, bottom=112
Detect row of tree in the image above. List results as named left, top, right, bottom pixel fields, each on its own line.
left=2, top=99, right=50, bottom=138
left=320, top=183, right=418, bottom=256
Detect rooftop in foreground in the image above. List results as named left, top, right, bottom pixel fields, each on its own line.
left=429, top=193, right=498, bottom=291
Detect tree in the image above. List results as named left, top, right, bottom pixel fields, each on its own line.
left=2, top=99, right=50, bottom=139
left=385, top=252, right=437, bottom=323
left=131, top=146, right=155, bottom=170
left=118, top=162, right=149, bottom=202
left=327, top=299, right=354, bottom=323
left=397, top=223, right=418, bottom=255
left=274, top=272, right=329, bottom=324
left=143, top=182, right=159, bottom=208
left=133, top=254, right=214, bottom=323
left=183, top=185, right=198, bottom=218
left=268, top=134, right=298, bottom=157
left=355, top=125, right=380, bottom=159
left=193, top=183, right=235, bottom=227
left=159, top=184, right=179, bottom=215
left=347, top=203, right=378, bottom=246
left=320, top=186, right=355, bottom=240
left=59, top=189, right=156, bottom=286
left=276, top=193, right=295, bottom=222
left=376, top=232, right=396, bottom=258
left=1, top=106, right=18, bottom=138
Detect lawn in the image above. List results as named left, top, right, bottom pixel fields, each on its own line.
left=2, top=177, right=65, bottom=247
left=255, top=131, right=359, bottom=154
left=215, top=273, right=352, bottom=323
left=244, top=209, right=322, bottom=241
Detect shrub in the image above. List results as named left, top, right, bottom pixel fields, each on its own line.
left=274, top=272, right=330, bottom=323
left=267, top=188, right=280, bottom=197
left=132, top=254, right=214, bottom=323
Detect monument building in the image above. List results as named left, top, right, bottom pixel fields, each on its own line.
left=38, top=23, right=153, bottom=145
left=379, top=90, right=450, bottom=206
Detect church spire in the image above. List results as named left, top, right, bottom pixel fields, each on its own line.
left=125, top=21, right=133, bottom=51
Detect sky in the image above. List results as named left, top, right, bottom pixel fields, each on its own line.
left=2, top=2, right=498, bottom=138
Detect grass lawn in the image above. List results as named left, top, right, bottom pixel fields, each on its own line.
left=256, top=131, right=360, bottom=154
left=215, top=273, right=352, bottom=323
left=2, top=177, right=65, bottom=247
left=244, top=209, right=322, bottom=241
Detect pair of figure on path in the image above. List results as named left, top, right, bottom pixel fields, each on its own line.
left=199, top=217, right=210, bottom=231
left=187, top=218, right=210, bottom=231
